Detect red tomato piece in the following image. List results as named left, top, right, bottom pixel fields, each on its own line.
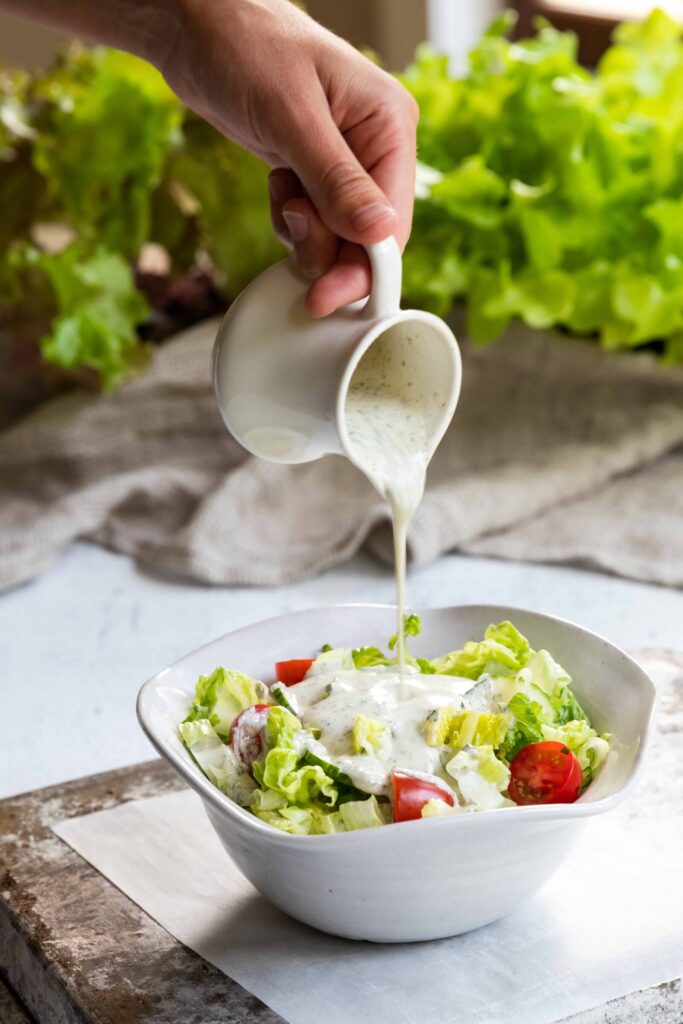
left=230, top=704, right=271, bottom=770
left=274, top=659, right=314, bottom=685
left=508, top=741, right=583, bottom=806
left=392, top=770, right=455, bottom=823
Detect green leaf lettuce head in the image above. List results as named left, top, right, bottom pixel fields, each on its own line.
left=8, top=241, right=151, bottom=390
left=400, top=9, right=683, bottom=361
left=0, top=44, right=282, bottom=388
left=6, top=11, right=683, bottom=391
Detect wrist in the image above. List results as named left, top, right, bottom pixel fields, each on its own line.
left=117, top=0, right=185, bottom=68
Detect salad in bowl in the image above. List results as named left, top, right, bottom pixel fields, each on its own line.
left=138, top=604, right=654, bottom=940
left=178, top=618, right=611, bottom=835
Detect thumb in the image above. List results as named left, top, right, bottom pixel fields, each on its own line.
left=286, top=107, right=397, bottom=245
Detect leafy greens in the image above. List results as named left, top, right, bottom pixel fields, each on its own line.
left=400, top=9, right=683, bottom=360
left=5, top=9, right=682, bottom=391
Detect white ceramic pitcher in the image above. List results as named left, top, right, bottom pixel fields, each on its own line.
left=213, top=237, right=462, bottom=466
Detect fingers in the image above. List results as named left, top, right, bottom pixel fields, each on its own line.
left=268, top=168, right=301, bottom=245
left=268, top=69, right=419, bottom=317
left=282, top=197, right=339, bottom=280
left=280, top=89, right=398, bottom=247
left=268, top=169, right=339, bottom=280
left=359, top=88, right=419, bottom=252
left=305, top=242, right=370, bottom=318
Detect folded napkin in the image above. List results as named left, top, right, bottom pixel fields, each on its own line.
left=2, top=316, right=683, bottom=592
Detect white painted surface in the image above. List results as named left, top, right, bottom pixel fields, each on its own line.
left=1, top=541, right=681, bottom=800
left=426, top=0, right=501, bottom=74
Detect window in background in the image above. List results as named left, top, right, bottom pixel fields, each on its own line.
left=426, top=0, right=501, bottom=74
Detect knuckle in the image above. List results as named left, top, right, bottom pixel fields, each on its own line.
left=404, top=91, right=420, bottom=126
left=318, top=157, right=374, bottom=209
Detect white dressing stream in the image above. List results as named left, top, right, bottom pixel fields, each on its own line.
left=344, top=329, right=437, bottom=680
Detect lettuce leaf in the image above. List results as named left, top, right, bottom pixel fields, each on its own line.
left=423, top=707, right=508, bottom=750
left=352, top=713, right=391, bottom=757
left=400, top=10, right=683, bottom=361
left=352, top=646, right=390, bottom=669
left=263, top=706, right=301, bottom=750
left=177, top=719, right=256, bottom=806
left=445, top=745, right=511, bottom=810
left=338, top=795, right=386, bottom=830
left=388, top=613, right=422, bottom=651
left=30, top=47, right=181, bottom=261
left=184, top=666, right=270, bottom=739
left=430, top=620, right=531, bottom=677
left=421, top=797, right=459, bottom=818
left=252, top=747, right=337, bottom=806
left=8, top=241, right=151, bottom=390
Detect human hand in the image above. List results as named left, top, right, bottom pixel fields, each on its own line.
left=158, top=0, right=418, bottom=315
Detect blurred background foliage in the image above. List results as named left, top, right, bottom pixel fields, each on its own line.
left=2, top=8, right=683, bottom=404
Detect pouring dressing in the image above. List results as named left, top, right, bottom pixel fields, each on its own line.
left=213, top=236, right=461, bottom=669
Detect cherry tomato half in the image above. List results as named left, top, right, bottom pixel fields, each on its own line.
left=508, top=741, right=583, bottom=806
left=230, top=704, right=271, bottom=770
left=392, top=770, right=455, bottom=823
left=274, top=659, right=314, bottom=685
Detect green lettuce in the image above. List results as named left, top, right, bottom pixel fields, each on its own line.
left=423, top=707, right=508, bottom=750
left=430, top=620, right=531, bottom=677
left=31, top=47, right=181, bottom=260
left=339, top=795, right=387, bottom=830
left=400, top=9, right=683, bottom=361
left=252, top=705, right=338, bottom=807
left=8, top=241, right=151, bottom=390
left=421, top=797, right=458, bottom=819
left=177, top=719, right=256, bottom=806
left=388, top=613, right=422, bottom=651
left=352, top=713, right=391, bottom=757
left=252, top=748, right=337, bottom=806
left=500, top=692, right=546, bottom=761
left=445, top=745, right=511, bottom=810
left=352, top=646, right=390, bottom=669
left=184, top=667, right=269, bottom=739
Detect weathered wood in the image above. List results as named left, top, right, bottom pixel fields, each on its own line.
left=0, top=760, right=284, bottom=1024
left=566, top=979, right=683, bottom=1024
left=0, top=650, right=681, bottom=1024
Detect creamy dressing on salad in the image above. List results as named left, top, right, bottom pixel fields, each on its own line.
left=292, top=668, right=484, bottom=795
left=344, top=331, right=433, bottom=680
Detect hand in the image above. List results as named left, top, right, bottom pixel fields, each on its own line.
left=158, top=0, right=419, bottom=315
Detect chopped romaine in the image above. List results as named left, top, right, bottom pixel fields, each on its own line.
left=179, top=620, right=608, bottom=834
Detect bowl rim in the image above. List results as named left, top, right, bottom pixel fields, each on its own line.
left=137, top=602, right=658, bottom=848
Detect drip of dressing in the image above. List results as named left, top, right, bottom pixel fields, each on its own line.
left=344, top=331, right=432, bottom=680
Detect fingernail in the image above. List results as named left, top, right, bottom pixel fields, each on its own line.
left=351, top=202, right=396, bottom=232
left=282, top=209, right=309, bottom=242
left=268, top=173, right=288, bottom=202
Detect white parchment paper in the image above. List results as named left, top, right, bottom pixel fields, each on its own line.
left=54, top=782, right=683, bottom=1024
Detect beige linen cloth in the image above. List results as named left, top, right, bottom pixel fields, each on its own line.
left=2, top=315, right=683, bottom=592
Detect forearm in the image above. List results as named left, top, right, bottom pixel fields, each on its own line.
left=0, top=0, right=182, bottom=65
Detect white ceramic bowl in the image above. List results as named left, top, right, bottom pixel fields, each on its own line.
left=137, top=604, right=656, bottom=943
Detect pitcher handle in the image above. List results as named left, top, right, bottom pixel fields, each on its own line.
left=364, top=236, right=402, bottom=320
